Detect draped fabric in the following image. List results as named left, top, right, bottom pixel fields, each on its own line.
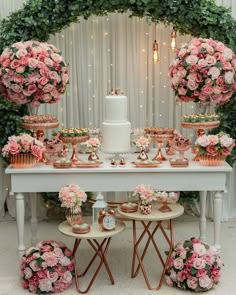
left=0, top=0, right=235, bottom=220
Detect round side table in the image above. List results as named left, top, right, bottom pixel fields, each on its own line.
left=118, top=203, right=184, bottom=290
left=58, top=220, right=125, bottom=293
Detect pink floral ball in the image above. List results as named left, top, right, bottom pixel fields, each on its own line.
left=165, top=238, right=222, bottom=292
left=0, top=40, right=69, bottom=106
left=20, top=240, right=75, bottom=293
left=169, top=37, right=236, bottom=105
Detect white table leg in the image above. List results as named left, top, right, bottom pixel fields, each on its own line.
left=15, top=192, right=25, bottom=258
left=199, top=191, right=207, bottom=242
left=30, top=193, right=38, bottom=245
left=213, top=191, right=222, bottom=252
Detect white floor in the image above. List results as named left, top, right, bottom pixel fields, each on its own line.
left=0, top=215, right=236, bottom=295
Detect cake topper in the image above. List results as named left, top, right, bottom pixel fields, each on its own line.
left=109, top=88, right=124, bottom=95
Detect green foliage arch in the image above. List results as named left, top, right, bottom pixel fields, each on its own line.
left=0, top=0, right=235, bottom=164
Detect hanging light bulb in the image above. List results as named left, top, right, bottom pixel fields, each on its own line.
left=153, top=40, right=159, bottom=63
left=170, top=28, right=177, bottom=50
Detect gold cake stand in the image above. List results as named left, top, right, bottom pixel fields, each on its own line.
left=22, top=121, right=59, bottom=141
left=59, top=135, right=89, bottom=163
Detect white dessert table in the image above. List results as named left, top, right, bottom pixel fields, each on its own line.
left=58, top=220, right=125, bottom=293
left=5, top=150, right=232, bottom=257
left=117, top=203, right=184, bottom=290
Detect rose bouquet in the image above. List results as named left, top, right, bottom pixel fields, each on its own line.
left=165, top=238, right=222, bottom=292
left=134, top=136, right=150, bottom=149
left=85, top=137, right=101, bottom=149
left=169, top=37, right=236, bottom=105
left=2, top=133, right=45, bottom=161
left=132, top=184, right=157, bottom=204
left=194, top=132, right=234, bottom=157
left=0, top=40, right=69, bottom=106
left=20, top=240, right=75, bottom=294
left=58, top=184, right=87, bottom=212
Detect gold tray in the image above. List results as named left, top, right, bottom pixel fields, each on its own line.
left=181, top=121, right=220, bottom=129
left=72, top=161, right=103, bottom=168
left=22, top=121, right=59, bottom=130
left=132, top=161, right=161, bottom=168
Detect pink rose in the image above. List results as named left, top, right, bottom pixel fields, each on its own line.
left=16, top=48, right=28, bottom=59
left=11, top=84, right=22, bottom=93
left=42, top=252, right=57, bottom=267
left=173, top=257, right=184, bottom=270
left=187, top=80, right=198, bottom=91
left=41, top=245, right=52, bottom=252
left=197, top=268, right=208, bottom=277
left=165, top=275, right=173, bottom=287
left=220, top=135, right=234, bottom=147
left=223, top=48, right=233, bottom=60
left=31, top=145, right=43, bottom=160
left=195, top=135, right=210, bottom=147
left=199, top=275, right=213, bottom=289
left=206, top=145, right=218, bottom=156
left=42, top=93, right=52, bottom=102
left=2, top=58, right=11, bottom=68
left=192, top=257, right=206, bottom=269
left=216, top=76, right=224, bottom=86
left=15, top=66, right=25, bottom=74
left=62, top=73, right=69, bottom=84
left=38, top=279, right=53, bottom=293
left=215, top=42, right=225, bottom=52
left=205, top=55, right=216, bottom=65
left=208, top=67, right=220, bottom=80
left=29, top=260, right=40, bottom=271
left=24, top=267, right=33, bottom=279
left=8, top=142, right=21, bottom=155
left=187, top=277, right=198, bottom=290
left=198, top=59, right=208, bottom=67
left=62, top=270, right=73, bottom=283
left=59, top=256, right=71, bottom=266
left=27, top=84, right=37, bottom=95
left=208, top=135, right=219, bottom=145
left=43, top=84, right=54, bottom=93
left=51, top=53, right=63, bottom=63
left=44, top=57, right=53, bottom=67
left=28, top=58, right=38, bottom=69
left=224, top=71, right=234, bottom=84
left=47, top=271, right=59, bottom=282
left=48, top=71, right=60, bottom=81
left=20, top=57, right=29, bottom=66
left=10, top=59, right=21, bottom=69
left=201, top=84, right=213, bottom=95
left=186, top=55, right=198, bottom=65
left=177, top=270, right=186, bottom=282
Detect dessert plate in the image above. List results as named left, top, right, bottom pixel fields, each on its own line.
left=131, top=161, right=161, bottom=168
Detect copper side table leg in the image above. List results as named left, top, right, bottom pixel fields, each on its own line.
left=74, top=238, right=114, bottom=294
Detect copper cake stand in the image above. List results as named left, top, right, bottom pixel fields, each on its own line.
left=59, top=135, right=89, bottom=163
left=22, top=121, right=59, bottom=141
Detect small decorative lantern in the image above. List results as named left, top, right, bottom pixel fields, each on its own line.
left=92, top=192, right=107, bottom=224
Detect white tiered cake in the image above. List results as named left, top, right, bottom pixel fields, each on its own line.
left=102, top=92, right=131, bottom=153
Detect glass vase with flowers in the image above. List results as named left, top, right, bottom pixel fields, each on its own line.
left=132, top=184, right=157, bottom=215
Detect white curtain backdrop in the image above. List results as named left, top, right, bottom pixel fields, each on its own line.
left=0, top=0, right=235, bottom=220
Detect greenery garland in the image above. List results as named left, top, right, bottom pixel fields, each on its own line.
left=0, top=0, right=235, bottom=166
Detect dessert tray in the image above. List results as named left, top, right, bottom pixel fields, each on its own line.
left=131, top=160, right=161, bottom=168
left=53, top=159, right=72, bottom=169
left=72, top=161, right=103, bottom=168
left=181, top=121, right=220, bottom=129
left=120, top=202, right=138, bottom=213
left=72, top=223, right=91, bottom=234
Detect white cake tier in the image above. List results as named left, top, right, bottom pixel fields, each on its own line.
left=102, top=121, right=131, bottom=153
left=104, top=95, right=127, bottom=122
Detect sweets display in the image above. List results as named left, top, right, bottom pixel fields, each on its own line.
left=102, top=92, right=131, bottom=153
left=144, top=126, right=175, bottom=135
left=59, top=128, right=89, bottom=137
left=183, top=113, right=219, bottom=123
left=22, top=114, right=58, bottom=124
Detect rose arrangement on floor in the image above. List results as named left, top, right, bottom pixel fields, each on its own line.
left=165, top=238, right=222, bottom=292
left=20, top=240, right=75, bottom=293
left=169, top=37, right=236, bottom=105
left=0, top=40, right=69, bottom=106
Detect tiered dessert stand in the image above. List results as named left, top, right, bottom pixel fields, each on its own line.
left=181, top=120, right=220, bottom=160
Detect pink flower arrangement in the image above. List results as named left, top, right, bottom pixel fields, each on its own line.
left=195, top=132, right=234, bottom=156
left=85, top=137, right=101, bottom=148
left=0, top=40, right=69, bottom=106
left=169, top=37, right=236, bottom=105
left=20, top=240, right=75, bottom=294
left=59, top=184, right=87, bottom=211
left=134, top=136, right=150, bottom=149
left=165, top=238, right=222, bottom=292
left=2, top=133, right=45, bottom=160
left=132, top=184, right=156, bottom=203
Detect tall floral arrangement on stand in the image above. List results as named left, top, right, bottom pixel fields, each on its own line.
left=0, top=40, right=69, bottom=106
left=169, top=37, right=236, bottom=105
left=165, top=238, right=222, bottom=292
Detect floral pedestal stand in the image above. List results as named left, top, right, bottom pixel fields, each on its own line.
left=22, top=122, right=60, bottom=142
left=181, top=121, right=220, bottom=161
left=151, top=134, right=174, bottom=161
left=59, top=136, right=89, bottom=163
left=170, top=142, right=192, bottom=167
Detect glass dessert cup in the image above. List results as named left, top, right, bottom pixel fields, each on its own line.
left=156, top=191, right=180, bottom=212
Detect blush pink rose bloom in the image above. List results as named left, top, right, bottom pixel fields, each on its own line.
left=11, top=84, right=22, bottom=93
left=199, top=275, right=213, bottom=289
left=24, top=267, right=33, bottom=279
left=43, top=84, right=54, bottom=93
left=220, top=135, right=234, bottom=147
left=59, top=256, right=71, bottom=266
left=186, top=55, right=198, bottom=65
left=224, top=71, right=234, bottom=84
left=31, top=145, right=43, bottom=160
left=29, top=260, right=40, bottom=272
left=201, top=84, right=213, bottom=95
left=62, top=270, right=73, bottom=283
left=206, top=145, right=218, bottom=156
left=51, top=53, right=63, bottom=63
left=173, top=257, right=184, bottom=270
left=208, top=135, right=219, bottom=145
left=28, top=58, right=38, bottom=69
left=205, top=55, right=216, bottom=65
left=223, top=48, right=233, bottom=60
left=10, top=59, right=21, bottom=69
left=187, top=80, right=199, bottom=91
left=198, top=59, right=208, bottom=67
left=42, top=252, right=57, bottom=267
left=195, top=135, right=210, bottom=147
left=47, top=271, right=59, bottom=282
left=208, top=67, right=220, bottom=80
left=186, top=277, right=198, bottom=290
left=38, top=279, right=53, bottom=292
left=16, top=48, right=28, bottom=59
left=165, top=275, right=173, bottom=287
left=8, top=142, right=21, bottom=155
left=192, top=257, right=206, bottom=269
left=197, top=268, right=208, bottom=277
left=177, top=270, right=186, bottom=282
